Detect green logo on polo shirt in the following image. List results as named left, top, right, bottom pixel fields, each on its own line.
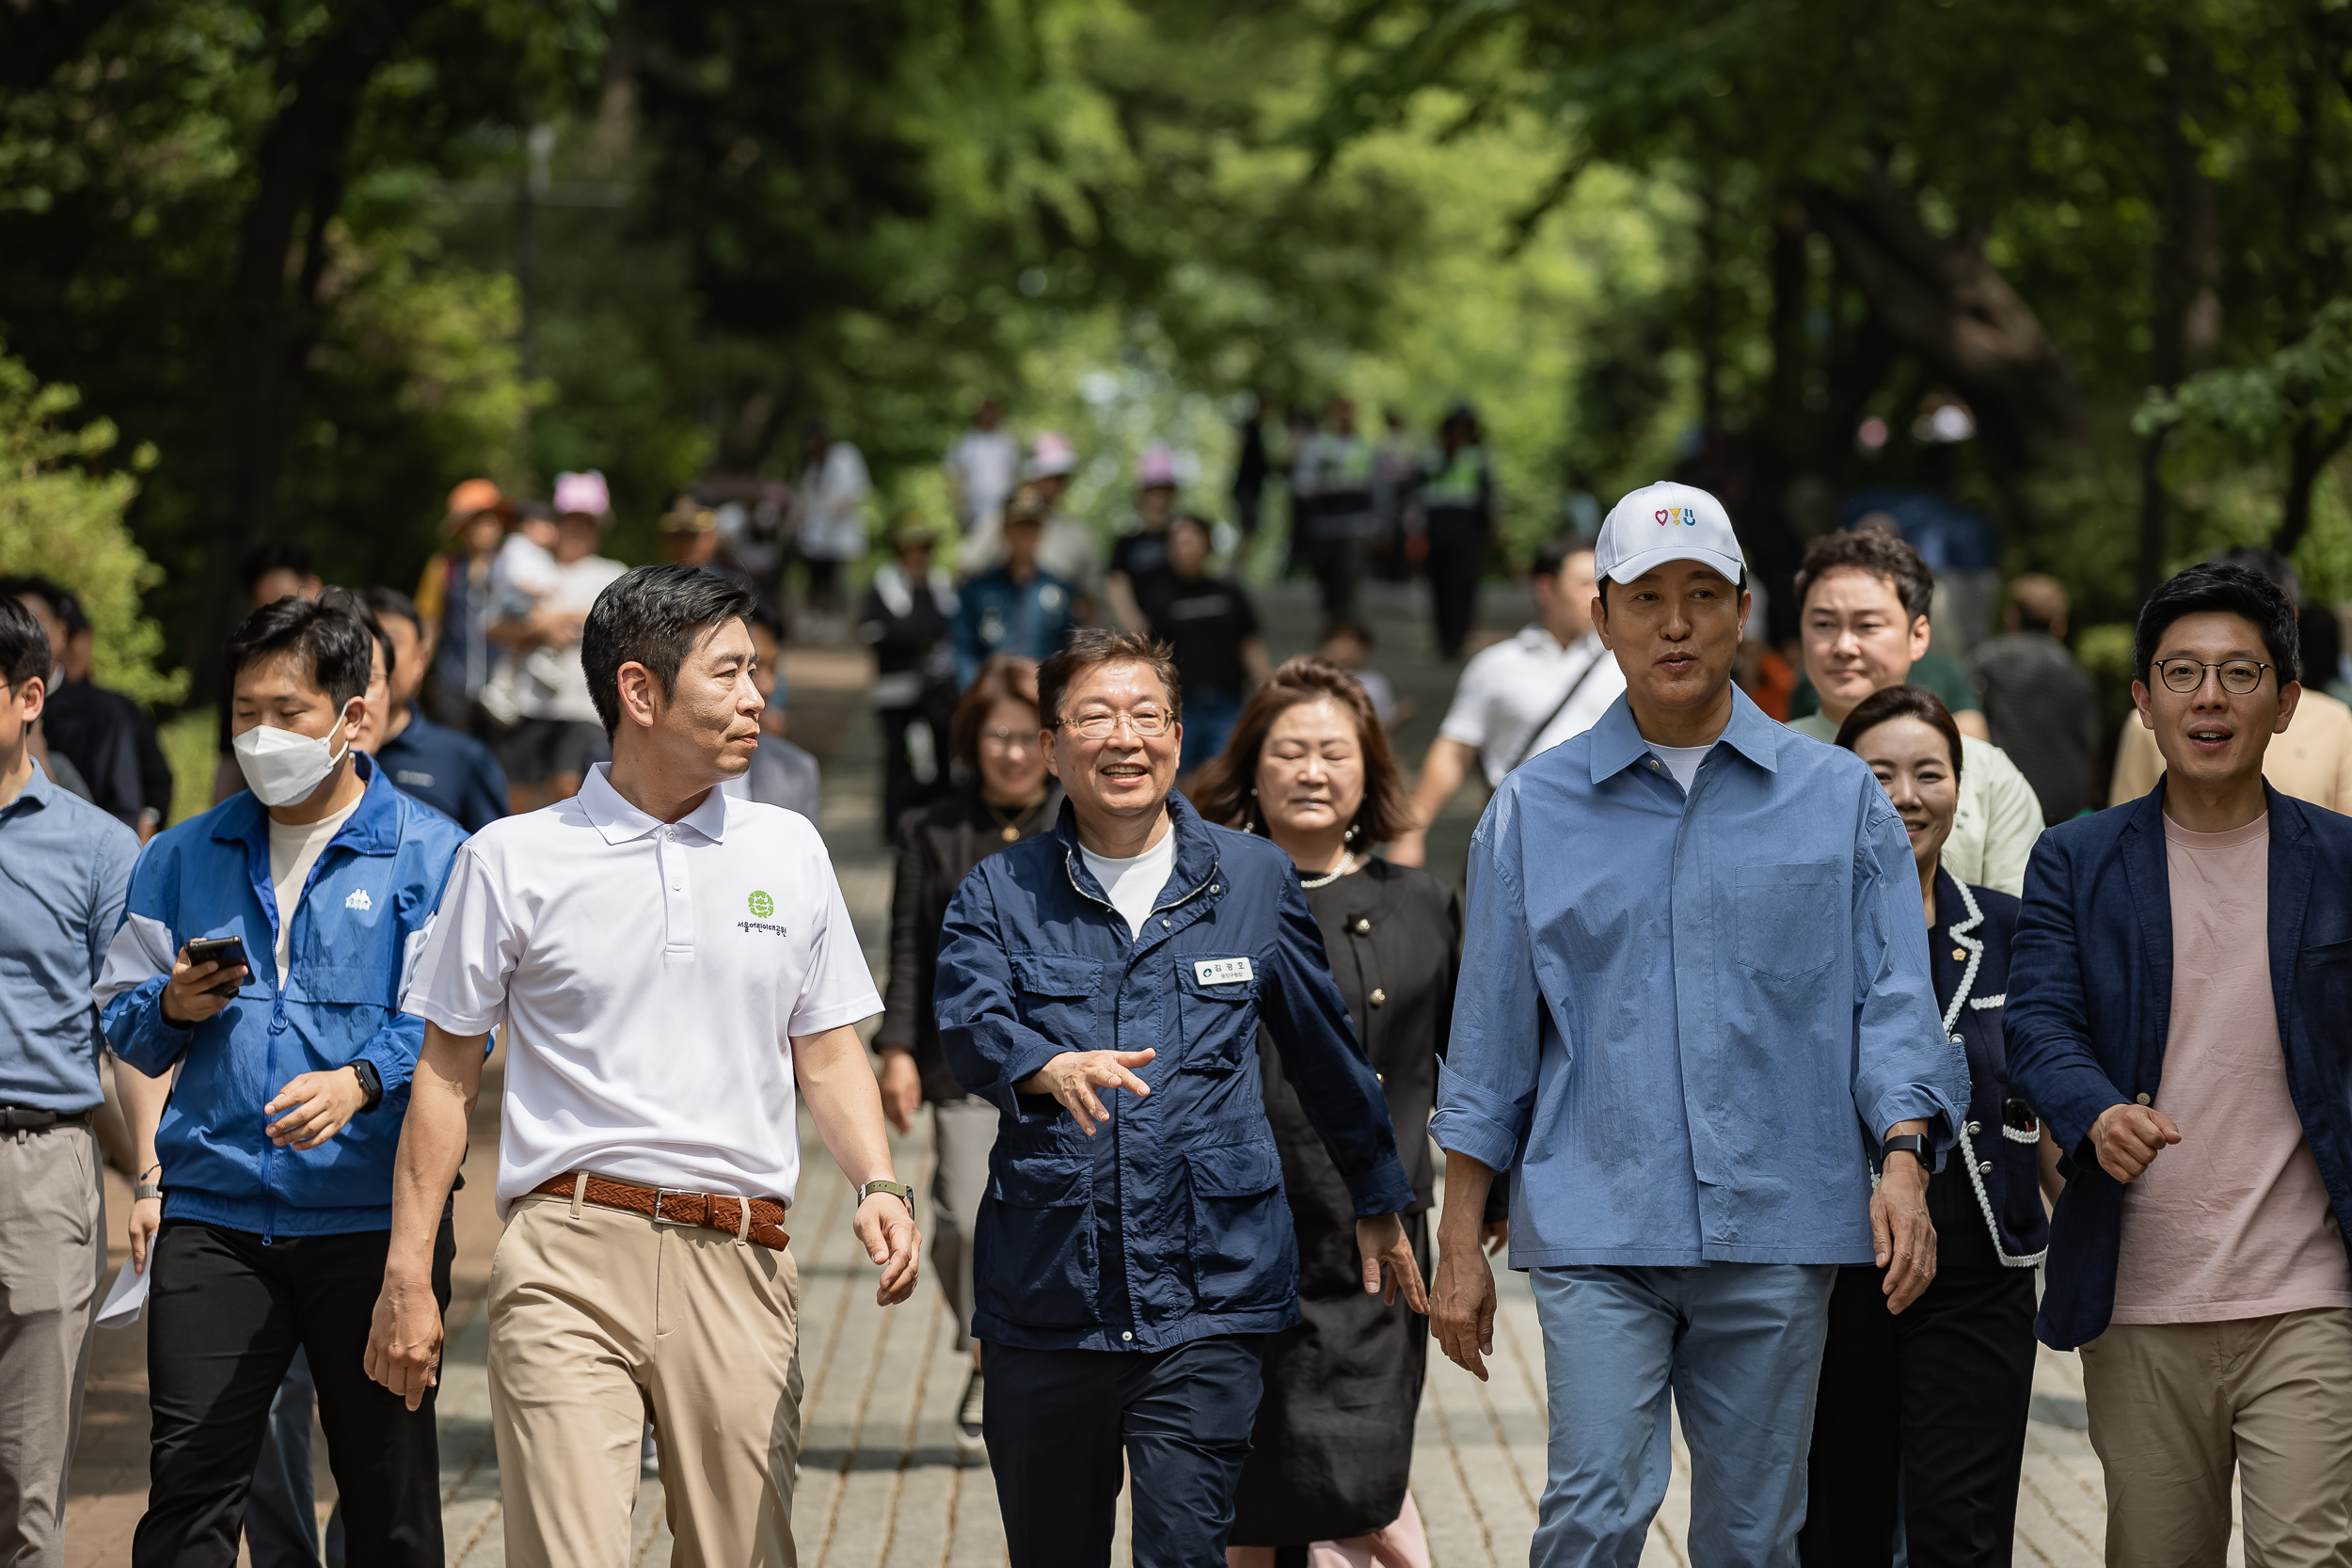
left=747, top=890, right=774, bottom=919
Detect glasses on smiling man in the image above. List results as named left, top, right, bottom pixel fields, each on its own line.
left=2154, top=657, right=2275, bottom=695
left=1054, top=705, right=1174, bottom=740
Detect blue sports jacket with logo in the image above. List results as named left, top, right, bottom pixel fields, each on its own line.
left=934, top=791, right=1416, bottom=1353
left=97, top=754, right=467, bottom=1237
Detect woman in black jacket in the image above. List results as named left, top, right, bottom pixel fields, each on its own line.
left=875, top=655, right=1059, bottom=1458
left=1194, top=657, right=1490, bottom=1568
left=1802, top=684, right=2051, bottom=1568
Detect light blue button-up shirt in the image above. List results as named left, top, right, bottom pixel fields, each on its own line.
left=1430, top=687, right=1965, bottom=1268
left=0, top=760, right=137, bottom=1111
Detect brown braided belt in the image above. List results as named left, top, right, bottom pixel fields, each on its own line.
left=531, top=1171, right=790, bottom=1251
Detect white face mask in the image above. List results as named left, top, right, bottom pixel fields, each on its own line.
left=232, top=713, right=351, bottom=807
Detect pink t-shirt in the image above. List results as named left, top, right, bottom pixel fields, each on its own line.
left=2110, top=813, right=2352, bottom=1323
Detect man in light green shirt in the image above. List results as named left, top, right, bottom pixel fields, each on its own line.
left=1791, top=531, right=2043, bottom=895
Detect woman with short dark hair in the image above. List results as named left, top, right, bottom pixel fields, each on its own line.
left=1195, top=656, right=1486, bottom=1568
left=875, top=654, right=1059, bottom=1458
left=1801, top=683, right=2048, bottom=1567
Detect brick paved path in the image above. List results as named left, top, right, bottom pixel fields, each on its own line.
left=63, top=576, right=2204, bottom=1565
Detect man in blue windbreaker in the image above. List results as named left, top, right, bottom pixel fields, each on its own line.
left=934, top=627, right=1425, bottom=1568
left=96, top=591, right=466, bottom=1568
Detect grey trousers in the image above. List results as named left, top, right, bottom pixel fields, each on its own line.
left=930, top=1097, right=996, bottom=1353
left=0, top=1122, right=104, bottom=1568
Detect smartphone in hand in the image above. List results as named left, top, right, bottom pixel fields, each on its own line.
left=184, top=936, right=248, bottom=996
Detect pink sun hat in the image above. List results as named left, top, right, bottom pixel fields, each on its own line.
left=1027, top=432, right=1077, bottom=479
left=551, top=469, right=612, bottom=522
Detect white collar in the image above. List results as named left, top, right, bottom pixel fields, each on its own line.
left=1516, top=624, right=1598, bottom=657
left=579, top=762, right=731, bottom=847
left=1939, top=877, right=1987, bottom=1037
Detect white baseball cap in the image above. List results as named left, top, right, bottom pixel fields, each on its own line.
left=1594, top=481, right=1746, bottom=587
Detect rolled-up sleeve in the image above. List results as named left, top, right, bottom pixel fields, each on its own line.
left=1429, top=811, right=1545, bottom=1174
left=1258, top=872, right=1414, bottom=1217
left=1849, top=798, right=1966, bottom=1154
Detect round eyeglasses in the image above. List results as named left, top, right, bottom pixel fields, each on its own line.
left=2154, top=657, right=2273, bottom=695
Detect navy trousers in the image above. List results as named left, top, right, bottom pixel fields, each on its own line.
left=986, top=1336, right=1264, bottom=1568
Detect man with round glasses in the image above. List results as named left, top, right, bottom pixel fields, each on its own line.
left=2108, top=546, right=2352, bottom=816
left=2010, top=561, right=2352, bottom=1563
left=932, top=627, right=1425, bottom=1568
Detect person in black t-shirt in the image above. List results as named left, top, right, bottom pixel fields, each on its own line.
left=1105, top=446, right=1182, bottom=635
left=1147, top=515, right=1271, bottom=775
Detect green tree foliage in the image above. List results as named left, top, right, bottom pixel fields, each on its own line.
left=1319, top=0, right=2352, bottom=623
left=8, top=0, right=2352, bottom=713
left=0, top=346, right=182, bottom=705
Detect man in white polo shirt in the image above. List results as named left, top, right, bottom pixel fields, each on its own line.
left=363, top=565, right=918, bottom=1568
left=1390, top=535, right=1624, bottom=867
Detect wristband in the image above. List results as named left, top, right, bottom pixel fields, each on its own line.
left=1879, top=1133, right=1931, bottom=1168
left=860, top=1179, right=915, bottom=1214
left=135, top=1181, right=163, bottom=1203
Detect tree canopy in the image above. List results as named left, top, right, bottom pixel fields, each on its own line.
left=3, top=0, right=2350, bottom=696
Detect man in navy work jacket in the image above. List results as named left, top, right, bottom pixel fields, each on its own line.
left=95, top=594, right=466, bottom=1568
left=935, top=627, right=1425, bottom=1568
left=2008, top=561, right=2352, bottom=1565
left=1427, top=483, right=1966, bottom=1567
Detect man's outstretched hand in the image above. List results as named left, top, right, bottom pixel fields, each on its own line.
left=1015, top=1049, right=1154, bottom=1135
left=1356, top=1212, right=1429, bottom=1312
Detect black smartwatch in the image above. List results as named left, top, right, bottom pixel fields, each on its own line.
left=1879, top=1133, right=1931, bottom=1169
left=349, top=1059, right=385, bottom=1114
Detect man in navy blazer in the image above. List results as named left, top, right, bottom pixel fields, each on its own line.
left=2009, top=562, right=2352, bottom=1564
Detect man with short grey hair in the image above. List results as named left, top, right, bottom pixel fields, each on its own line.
left=935, top=626, right=1424, bottom=1568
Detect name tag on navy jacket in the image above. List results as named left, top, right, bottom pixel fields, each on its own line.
left=1194, top=957, right=1253, bottom=987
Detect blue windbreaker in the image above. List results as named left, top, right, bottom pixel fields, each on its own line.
left=96, top=754, right=466, bottom=1238
left=935, top=792, right=1416, bottom=1353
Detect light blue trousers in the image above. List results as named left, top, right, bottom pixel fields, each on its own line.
left=1530, top=1263, right=1836, bottom=1568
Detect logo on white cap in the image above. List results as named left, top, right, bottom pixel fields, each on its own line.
left=1595, top=482, right=1747, bottom=587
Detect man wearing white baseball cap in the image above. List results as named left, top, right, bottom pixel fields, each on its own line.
left=1427, top=481, right=1966, bottom=1563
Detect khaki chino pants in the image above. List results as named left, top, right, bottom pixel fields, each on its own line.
left=0, top=1124, right=103, bottom=1568
left=488, top=1192, right=803, bottom=1568
left=2080, top=1307, right=2352, bottom=1568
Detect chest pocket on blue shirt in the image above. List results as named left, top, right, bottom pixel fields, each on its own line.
left=1178, top=961, right=1260, bottom=1073
left=1734, top=862, right=1838, bottom=979
left=1009, top=954, right=1104, bottom=1046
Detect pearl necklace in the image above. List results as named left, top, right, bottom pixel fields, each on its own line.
left=1298, top=851, right=1358, bottom=889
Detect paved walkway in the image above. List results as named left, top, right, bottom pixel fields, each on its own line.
left=64, top=576, right=2186, bottom=1565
